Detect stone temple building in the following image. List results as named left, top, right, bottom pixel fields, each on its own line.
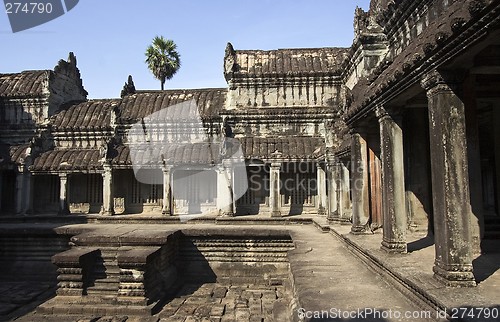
left=1, top=0, right=499, bottom=292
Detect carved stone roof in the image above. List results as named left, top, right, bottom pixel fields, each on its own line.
left=118, top=88, right=226, bottom=123
left=347, top=0, right=495, bottom=120
left=51, top=99, right=119, bottom=131
left=112, top=143, right=223, bottom=166
left=225, top=45, right=349, bottom=79
left=0, top=70, right=49, bottom=98
left=239, top=137, right=325, bottom=160
left=31, top=148, right=102, bottom=172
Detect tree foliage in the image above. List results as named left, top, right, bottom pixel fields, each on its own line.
left=145, top=36, right=181, bottom=90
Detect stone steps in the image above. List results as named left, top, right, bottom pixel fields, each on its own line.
left=86, top=249, right=120, bottom=297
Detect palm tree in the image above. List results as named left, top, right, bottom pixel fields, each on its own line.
left=145, top=36, right=181, bottom=90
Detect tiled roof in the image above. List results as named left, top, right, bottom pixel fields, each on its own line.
left=0, top=144, right=30, bottom=166
left=119, top=88, right=226, bottom=123
left=240, top=137, right=325, bottom=159
left=51, top=99, right=119, bottom=131
left=113, top=143, right=224, bottom=166
left=32, top=149, right=102, bottom=171
left=226, top=46, right=349, bottom=79
left=0, top=70, right=49, bottom=97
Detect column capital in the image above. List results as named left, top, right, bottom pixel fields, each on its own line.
left=270, top=162, right=281, bottom=169
left=376, top=105, right=403, bottom=125
left=421, top=69, right=466, bottom=94
left=326, top=154, right=339, bottom=167
left=161, top=164, right=173, bottom=172
left=375, top=105, right=390, bottom=123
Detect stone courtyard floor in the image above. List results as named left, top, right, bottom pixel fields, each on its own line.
left=0, top=215, right=499, bottom=322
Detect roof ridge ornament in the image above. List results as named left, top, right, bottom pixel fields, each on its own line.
left=120, top=75, right=136, bottom=98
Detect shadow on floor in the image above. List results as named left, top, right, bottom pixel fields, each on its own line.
left=473, top=239, right=500, bottom=283
left=407, top=234, right=434, bottom=253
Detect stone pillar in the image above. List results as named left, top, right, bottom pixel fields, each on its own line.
left=59, top=173, right=70, bottom=215
left=316, top=162, right=327, bottom=216
left=217, top=163, right=234, bottom=217
left=494, top=107, right=500, bottom=219
left=26, top=172, right=33, bottom=214
left=338, top=161, right=352, bottom=224
left=327, top=158, right=338, bottom=221
left=101, top=164, right=114, bottom=216
left=15, top=168, right=24, bottom=215
left=162, top=166, right=172, bottom=215
left=376, top=106, right=407, bottom=253
left=350, top=130, right=370, bottom=234
left=269, top=162, right=281, bottom=217
left=0, top=171, right=2, bottom=212
left=421, top=70, right=475, bottom=286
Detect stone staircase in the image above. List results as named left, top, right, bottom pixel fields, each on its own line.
left=37, top=230, right=181, bottom=316
left=85, top=248, right=120, bottom=300
left=36, top=227, right=296, bottom=318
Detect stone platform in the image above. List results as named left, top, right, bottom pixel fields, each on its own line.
left=0, top=215, right=499, bottom=322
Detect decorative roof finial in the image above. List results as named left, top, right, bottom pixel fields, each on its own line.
left=68, top=52, right=77, bottom=66
left=120, top=75, right=136, bottom=97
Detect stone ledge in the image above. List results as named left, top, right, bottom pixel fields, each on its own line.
left=328, top=227, right=500, bottom=321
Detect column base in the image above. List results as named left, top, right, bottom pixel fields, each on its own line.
left=433, top=264, right=476, bottom=287
left=350, top=224, right=371, bottom=235
left=161, top=210, right=172, bottom=216
left=100, top=210, right=114, bottom=216
left=381, top=240, right=407, bottom=253
left=318, top=206, right=326, bottom=216
left=327, top=210, right=339, bottom=222
left=271, top=211, right=281, bottom=218
left=219, top=211, right=234, bottom=217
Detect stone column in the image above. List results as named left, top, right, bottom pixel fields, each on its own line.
left=338, top=161, right=352, bottom=224
left=59, top=173, right=70, bottom=215
left=15, top=167, right=24, bottom=215
left=350, top=130, right=370, bottom=234
left=26, top=172, right=33, bottom=214
left=421, top=70, right=475, bottom=286
left=269, top=162, right=281, bottom=217
left=495, top=106, right=500, bottom=220
left=217, top=163, right=234, bottom=217
left=327, top=158, right=338, bottom=221
left=162, top=165, right=172, bottom=215
left=101, top=164, right=114, bottom=216
left=316, top=162, right=327, bottom=216
left=0, top=171, right=3, bottom=212
left=376, top=106, right=407, bottom=253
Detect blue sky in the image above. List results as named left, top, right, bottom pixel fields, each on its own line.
left=1, top=0, right=370, bottom=98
